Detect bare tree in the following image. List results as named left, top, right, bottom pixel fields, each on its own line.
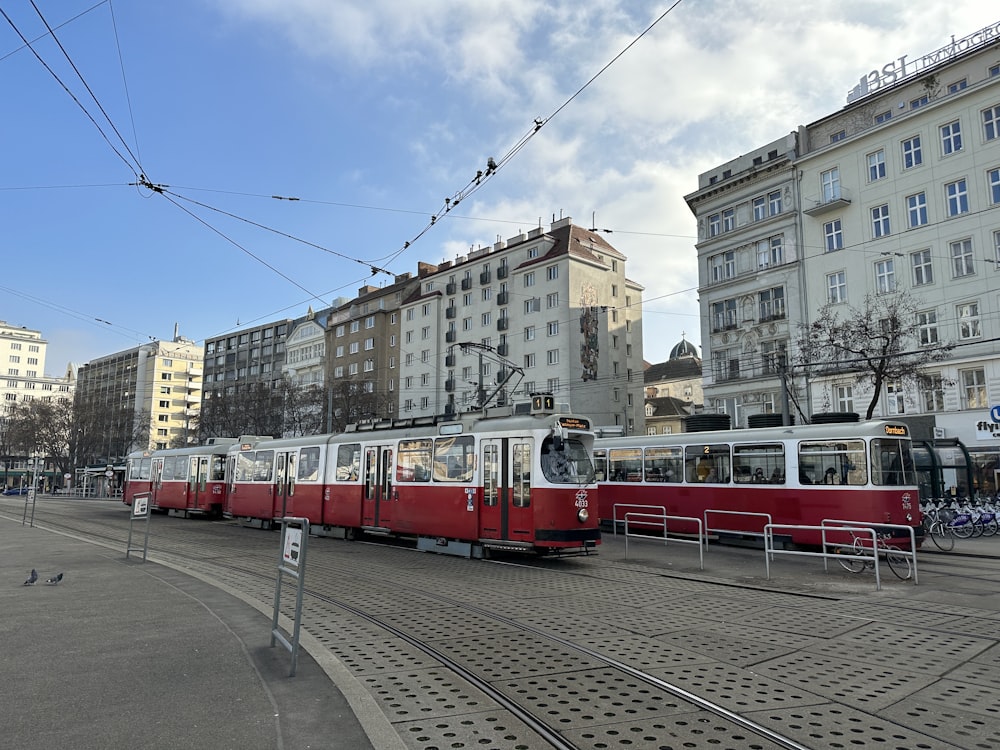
left=327, top=379, right=395, bottom=433
left=5, top=399, right=73, bottom=475
left=70, top=398, right=150, bottom=466
left=796, top=293, right=954, bottom=419
left=197, top=381, right=285, bottom=441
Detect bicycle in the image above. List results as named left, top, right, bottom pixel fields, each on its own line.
left=921, top=500, right=956, bottom=551
left=835, top=530, right=912, bottom=580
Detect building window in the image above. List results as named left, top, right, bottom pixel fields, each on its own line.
left=823, top=219, right=843, bottom=252
left=524, top=272, right=535, bottom=287
left=365, top=315, right=375, bottom=329
left=524, top=298, right=540, bottom=314
left=759, top=287, right=785, bottom=321
left=524, top=353, right=536, bottom=368
left=547, top=349, right=559, bottom=365
left=462, top=317, right=473, bottom=331
left=910, top=94, right=929, bottom=109
left=874, top=110, right=892, bottom=124
left=867, top=149, right=886, bottom=181
left=951, top=238, right=974, bottom=277
left=709, top=251, right=735, bottom=282
left=547, top=321, right=559, bottom=336
left=948, top=79, right=967, bottom=93
left=827, top=271, right=847, bottom=304
left=708, top=213, right=720, bottom=237
left=920, top=374, right=945, bottom=413
left=524, top=326, right=535, bottom=341
left=901, top=136, right=922, bottom=169
left=481, top=312, right=491, bottom=326
left=983, top=104, right=1000, bottom=141
left=941, top=120, right=963, bottom=155
left=957, top=301, right=981, bottom=340
left=756, top=235, right=783, bottom=268
left=546, top=265, right=558, bottom=281
left=906, top=192, right=928, bottom=227
left=481, top=288, right=492, bottom=301
left=830, top=130, right=846, bottom=143
left=711, top=298, right=737, bottom=331
left=752, top=196, right=766, bottom=222
left=874, top=259, right=896, bottom=294
left=911, top=249, right=933, bottom=286
left=995, top=230, right=1000, bottom=265
left=722, top=208, right=735, bottom=232
left=349, top=342, right=359, bottom=354
left=988, top=167, right=1000, bottom=205
left=836, top=385, right=854, bottom=413
left=960, top=368, right=987, bottom=409
left=945, top=178, right=969, bottom=216
left=546, top=292, right=559, bottom=308
left=871, top=204, right=890, bottom=238
left=820, top=167, right=841, bottom=202
left=916, top=310, right=938, bottom=345
left=886, top=381, right=905, bottom=415
left=527, top=246, right=539, bottom=259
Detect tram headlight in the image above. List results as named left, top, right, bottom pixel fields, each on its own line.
left=577, top=508, right=589, bottom=523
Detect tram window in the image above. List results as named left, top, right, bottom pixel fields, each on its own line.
left=433, top=435, right=475, bottom=482
left=175, top=456, right=190, bottom=482
left=644, top=446, right=682, bottom=482
left=593, top=449, right=607, bottom=482
left=541, top=437, right=595, bottom=483
left=298, top=447, right=321, bottom=481
left=732, top=443, right=784, bottom=484
left=210, top=455, right=226, bottom=481
left=235, top=452, right=255, bottom=482
left=512, top=442, right=531, bottom=507
left=609, top=448, right=642, bottom=482
left=483, top=444, right=499, bottom=507
left=253, top=450, right=274, bottom=482
left=871, top=438, right=915, bottom=486
left=798, top=440, right=867, bottom=485
left=397, top=439, right=432, bottom=482
left=685, top=444, right=730, bottom=483
left=161, top=456, right=176, bottom=481
left=335, top=443, right=361, bottom=481
left=136, top=458, right=151, bottom=481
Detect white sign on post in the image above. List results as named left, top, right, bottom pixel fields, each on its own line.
left=133, top=494, right=149, bottom=517
left=283, top=527, right=302, bottom=566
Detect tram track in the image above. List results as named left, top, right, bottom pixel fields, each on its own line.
left=10, top=499, right=990, bottom=750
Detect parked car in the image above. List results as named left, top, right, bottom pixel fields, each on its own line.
left=2, top=487, right=30, bottom=496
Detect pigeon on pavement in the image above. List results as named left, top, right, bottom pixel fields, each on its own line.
left=45, top=572, right=63, bottom=585
left=23, top=569, right=38, bottom=586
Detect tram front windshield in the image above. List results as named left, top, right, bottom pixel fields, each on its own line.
left=871, top=437, right=916, bottom=486
left=540, top=437, right=596, bottom=484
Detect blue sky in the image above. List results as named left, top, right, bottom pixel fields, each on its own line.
left=3, top=1, right=996, bottom=374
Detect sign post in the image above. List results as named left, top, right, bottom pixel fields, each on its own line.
left=126, top=492, right=152, bottom=561
left=271, top=517, right=309, bottom=676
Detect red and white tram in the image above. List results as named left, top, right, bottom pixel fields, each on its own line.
left=595, top=419, right=920, bottom=547
left=225, top=404, right=599, bottom=555
left=124, top=439, right=236, bottom=517
left=124, top=399, right=600, bottom=557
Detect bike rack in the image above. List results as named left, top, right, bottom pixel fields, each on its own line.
left=822, top=518, right=919, bottom=585
left=623, top=512, right=704, bottom=570
left=764, top=523, right=886, bottom=590
left=611, top=503, right=666, bottom=535
left=703, top=509, right=773, bottom=548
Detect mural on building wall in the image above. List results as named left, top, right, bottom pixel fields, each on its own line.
left=579, top=283, right=600, bottom=381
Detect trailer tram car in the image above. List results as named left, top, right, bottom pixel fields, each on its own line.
left=594, top=420, right=920, bottom=548
left=123, top=439, right=237, bottom=517
left=223, top=399, right=599, bottom=557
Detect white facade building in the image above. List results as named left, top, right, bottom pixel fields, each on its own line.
left=687, top=22, right=1000, bottom=495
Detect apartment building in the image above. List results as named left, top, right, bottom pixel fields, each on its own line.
left=74, top=333, right=203, bottom=457
left=686, top=21, right=1000, bottom=494
left=397, top=217, right=645, bottom=432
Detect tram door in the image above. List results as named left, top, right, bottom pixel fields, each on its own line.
left=479, top=438, right=534, bottom=541
left=150, top=457, right=164, bottom=507
left=273, top=451, right=296, bottom=519
left=361, top=445, right=394, bottom=528
left=190, top=455, right=210, bottom=511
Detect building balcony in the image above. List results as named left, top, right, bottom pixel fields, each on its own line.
left=497, top=265, right=509, bottom=279
left=445, top=330, right=457, bottom=343
left=461, top=277, right=473, bottom=290
left=480, top=270, right=491, bottom=284
left=445, top=306, right=457, bottom=319
left=446, top=282, right=457, bottom=295
left=445, top=354, right=456, bottom=367
left=444, top=378, right=455, bottom=392
left=497, top=343, right=509, bottom=356
left=497, top=291, right=509, bottom=305
left=803, top=187, right=852, bottom=216
left=497, top=317, right=509, bottom=331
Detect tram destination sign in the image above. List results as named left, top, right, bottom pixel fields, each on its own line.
left=847, top=21, right=1000, bottom=103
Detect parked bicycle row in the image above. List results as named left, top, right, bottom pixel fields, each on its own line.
left=920, top=497, right=999, bottom=551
